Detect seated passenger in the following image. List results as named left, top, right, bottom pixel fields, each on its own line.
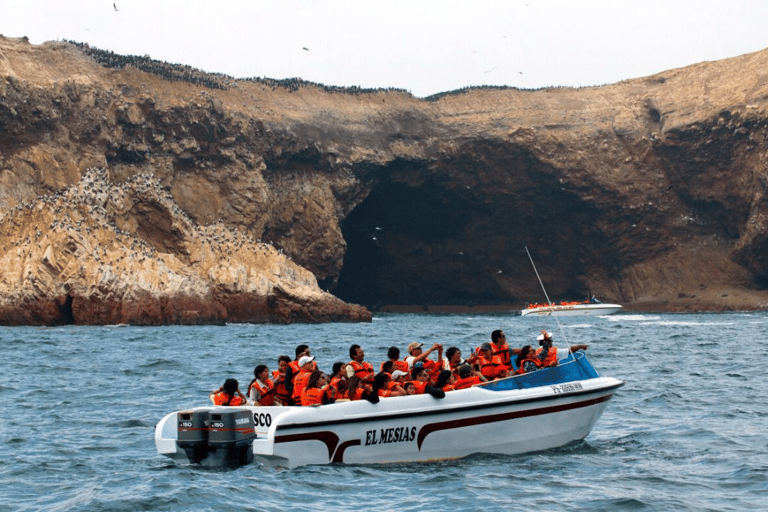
left=516, top=345, right=544, bottom=375
left=434, top=370, right=455, bottom=392
left=373, top=372, right=406, bottom=397
left=476, top=343, right=510, bottom=380
left=344, top=376, right=366, bottom=401
left=301, top=371, right=336, bottom=406
left=272, top=355, right=292, bottom=406
left=348, top=344, right=375, bottom=382
left=210, top=378, right=246, bottom=406
left=445, top=346, right=467, bottom=375
left=536, top=330, right=588, bottom=367
left=292, top=355, right=316, bottom=405
left=410, top=366, right=430, bottom=394
left=329, top=362, right=349, bottom=397
left=453, top=364, right=485, bottom=389
left=247, top=365, right=275, bottom=406
left=404, top=342, right=442, bottom=369
left=381, top=346, right=410, bottom=373
left=404, top=382, right=416, bottom=395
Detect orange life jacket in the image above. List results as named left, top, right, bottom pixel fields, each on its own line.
left=454, top=376, right=482, bottom=390
left=381, top=359, right=410, bottom=373
left=346, top=387, right=364, bottom=401
left=301, top=386, right=329, bottom=406
left=412, top=380, right=428, bottom=395
left=348, top=360, right=374, bottom=381
left=535, top=346, right=558, bottom=367
left=272, top=370, right=291, bottom=405
left=211, top=391, right=245, bottom=406
left=478, top=354, right=507, bottom=380
left=247, top=378, right=275, bottom=406
left=292, top=370, right=312, bottom=405
left=516, top=357, right=543, bottom=375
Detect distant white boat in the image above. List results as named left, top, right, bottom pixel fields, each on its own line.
left=520, top=300, right=622, bottom=317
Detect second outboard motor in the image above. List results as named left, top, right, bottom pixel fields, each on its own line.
left=207, top=409, right=256, bottom=468
left=176, top=410, right=210, bottom=464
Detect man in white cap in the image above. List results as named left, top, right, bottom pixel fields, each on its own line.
left=291, top=354, right=316, bottom=405
left=536, top=330, right=588, bottom=367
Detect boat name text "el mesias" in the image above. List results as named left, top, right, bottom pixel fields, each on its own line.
left=365, top=425, right=417, bottom=446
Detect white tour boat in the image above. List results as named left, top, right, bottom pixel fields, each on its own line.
left=155, top=352, right=623, bottom=468
left=520, top=300, right=623, bottom=317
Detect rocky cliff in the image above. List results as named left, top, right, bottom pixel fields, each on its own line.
left=2, top=36, right=768, bottom=322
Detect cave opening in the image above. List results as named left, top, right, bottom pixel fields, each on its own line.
left=57, top=294, right=75, bottom=325
left=334, top=180, right=482, bottom=307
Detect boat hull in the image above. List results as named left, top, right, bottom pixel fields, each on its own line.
left=520, top=304, right=623, bottom=317
left=156, top=355, right=622, bottom=468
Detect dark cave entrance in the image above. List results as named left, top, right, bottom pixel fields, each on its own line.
left=57, top=294, right=76, bottom=325
left=333, top=181, right=481, bottom=307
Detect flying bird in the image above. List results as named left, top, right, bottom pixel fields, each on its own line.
left=302, top=47, right=309, bottom=51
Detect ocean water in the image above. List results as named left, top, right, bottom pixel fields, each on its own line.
left=1, top=312, right=767, bottom=511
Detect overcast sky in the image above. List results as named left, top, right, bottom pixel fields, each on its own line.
left=3, top=0, right=768, bottom=98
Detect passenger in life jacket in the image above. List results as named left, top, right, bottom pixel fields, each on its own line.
left=301, top=370, right=336, bottom=406
left=515, top=345, right=544, bottom=374
left=348, top=344, right=375, bottom=382
left=535, top=330, right=588, bottom=367
left=210, top=378, right=247, bottom=406
left=476, top=343, right=510, bottom=380
left=272, top=355, right=292, bottom=406
left=289, top=344, right=318, bottom=377
left=453, top=364, right=485, bottom=389
left=291, top=355, right=317, bottom=405
left=434, top=370, right=455, bottom=392
left=445, top=346, right=467, bottom=376
left=329, top=362, right=349, bottom=398
left=410, top=366, right=430, bottom=395
left=404, top=342, right=442, bottom=369
left=373, top=372, right=406, bottom=397
left=344, top=376, right=367, bottom=401
left=381, top=346, right=410, bottom=374
left=489, top=330, right=521, bottom=367
left=247, top=365, right=275, bottom=406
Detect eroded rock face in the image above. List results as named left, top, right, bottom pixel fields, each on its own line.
left=2, top=36, right=768, bottom=316
left=0, top=169, right=370, bottom=325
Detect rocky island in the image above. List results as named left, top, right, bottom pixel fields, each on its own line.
left=2, top=35, right=768, bottom=324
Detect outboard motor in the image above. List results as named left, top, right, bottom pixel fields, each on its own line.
left=176, top=410, right=210, bottom=464
left=207, top=409, right=256, bottom=467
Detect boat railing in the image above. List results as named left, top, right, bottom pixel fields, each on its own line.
left=480, top=351, right=598, bottom=391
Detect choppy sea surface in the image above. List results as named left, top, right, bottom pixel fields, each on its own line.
left=1, top=312, right=767, bottom=511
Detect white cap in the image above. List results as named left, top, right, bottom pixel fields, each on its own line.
left=298, top=355, right=315, bottom=367
left=537, top=331, right=553, bottom=342
left=391, top=370, right=408, bottom=379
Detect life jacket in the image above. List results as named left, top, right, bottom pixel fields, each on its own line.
left=478, top=354, right=507, bottom=380
left=454, top=376, right=482, bottom=390
left=329, top=375, right=347, bottom=396
left=515, top=357, right=543, bottom=375
left=535, top=346, right=558, bottom=367
left=491, top=341, right=511, bottom=367
left=291, top=370, right=313, bottom=405
left=211, top=391, right=245, bottom=406
left=411, top=380, right=428, bottom=395
left=380, top=359, right=410, bottom=373
left=440, top=383, right=455, bottom=392
left=348, top=360, right=374, bottom=381
left=247, top=378, right=275, bottom=406
left=301, top=386, right=329, bottom=406
left=346, top=387, right=364, bottom=401
left=272, top=370, right=291, bottom=405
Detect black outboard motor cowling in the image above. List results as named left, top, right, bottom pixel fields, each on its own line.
left=176, top=410, right=210, bottom=464
left=207, top=409, right=256, bottom=467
